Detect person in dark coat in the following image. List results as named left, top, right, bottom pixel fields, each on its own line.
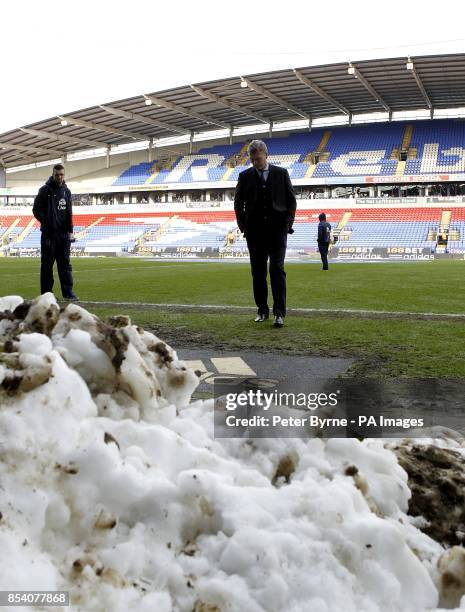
left=317, top=212, right=331, bottom=270
left=234, top=140, right=296, bottom=328
left=33, top=164, right=78, bottom=300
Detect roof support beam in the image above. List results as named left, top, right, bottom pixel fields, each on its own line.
left=19, top=127, right=108, bottom=149
left=143, top=95, right=230, bottom=129
left=99, top=104, right=190, bottom=136
left=349, top=65, right=391, bottom=113
left=0, top=140, right=63, bottom=157
left=293, top=69, right=350, bottom=115
left=408, top=62, right=433, bottom=111
left=190, top=85, right=270, bottom=124
left=57, top=115, right=146, bottom=141
left=5, top=155, right=36, bottom=166
left=240, top=77, right=310, bottom=120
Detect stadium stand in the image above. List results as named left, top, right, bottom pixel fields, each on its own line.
left=111, top=120, right=465, bottom=186
left=333, top=208, right=442, bottom=249
left=312, top=123, right=402, bottom=178
left=1, top=207, right=460, bottom=255
left=406, top=120, right=465, bottom=175
left=2, top=120, right=465, bottom=258
left=448, top=207, right=465, bottom=249
left=113, top=162, right=156, bottom=186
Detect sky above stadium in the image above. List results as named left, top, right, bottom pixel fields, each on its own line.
left=2, top=0, right=465, bottom=135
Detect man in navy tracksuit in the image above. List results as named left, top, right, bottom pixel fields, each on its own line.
left=317, top=212, right=331, bottom=270
left=33, top=164, right=78, bottom=300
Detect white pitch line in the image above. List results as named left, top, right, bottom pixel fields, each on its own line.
left=75, top=264, right=193, bottom=273
left=211, top=357, right=256, bottom=376
left=78, top=300, right=465, bottom=320
left=0, top=264, right=194, bottom=277
left=183, top=360, right=207, bottom=372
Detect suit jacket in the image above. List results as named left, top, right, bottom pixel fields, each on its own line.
left=234, top=164, right=296, bottom=235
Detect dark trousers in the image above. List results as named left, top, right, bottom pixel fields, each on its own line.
left=246, top=224, right=287, bottom=317
left=318, top=241, right=329, bottom=270
left=40, top=233, right=74, bottom=297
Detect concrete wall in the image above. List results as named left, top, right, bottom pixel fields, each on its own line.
left=6, top=149, right=150, bottom=191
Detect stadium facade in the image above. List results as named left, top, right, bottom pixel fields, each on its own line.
left=2, top=54, right=465, bottom=259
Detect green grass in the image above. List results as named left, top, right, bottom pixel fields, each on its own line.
left=1, top=257, right=464, bottom=378
left=2, top=257, right=465, bottom=313
left=88, top=308, right=465, bottom=379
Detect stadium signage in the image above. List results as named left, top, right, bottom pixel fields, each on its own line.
left=142, top=246, right=223, bottom=258
left=387, top=247, right=426, bottom=254
left=128, top=185, right=169, bottom=191
left=219, top=247, right=249, bottom=258
left=8, top=247, right=40, bottom=257
left=332, top=246, right=433, bottom=260
left=186, top=202, right=221, bottom=208
left=427, top=196, right=465, bottom=203
left=336, top=246, right=375, bottom=254
left=358, top=198, right=417, bottom=205
left=385, top=247, right=433, bottom=260
left=133, top=245, right=250, bottom=258
left=438, top=250, right=465, bottom=259
left=176, top=246, right=205, bottom=253
left=365, top=174, right=452, bottom=184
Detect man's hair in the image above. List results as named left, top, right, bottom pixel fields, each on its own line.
left=247, top=140, right=268, bottom=156
left=319, top=212, right=326, bottom=221
left=53, top=163, right=65, bottom=172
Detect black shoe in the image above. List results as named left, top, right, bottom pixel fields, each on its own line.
left=273, top=315, right=284, bottom=328
left=63, top=294, right=79, bottom=302
left=255, top=313, right=269, bottom=323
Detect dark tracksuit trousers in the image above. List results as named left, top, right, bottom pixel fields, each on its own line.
left=40, top=232, right=74, bottom=296
left=33, top=177, right=75, bottom=298
left=318, top=240, right=329, bottom=270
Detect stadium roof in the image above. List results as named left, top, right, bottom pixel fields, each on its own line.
left=3, top=53, right=465, bottom=168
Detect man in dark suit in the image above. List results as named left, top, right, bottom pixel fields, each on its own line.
left=234, top=140, right=296, bottom=328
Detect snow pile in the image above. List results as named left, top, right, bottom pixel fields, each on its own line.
left=0, top=294, right=462, bottom=612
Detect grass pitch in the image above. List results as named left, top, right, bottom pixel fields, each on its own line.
left=1, top=257, right=464, bottom=378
